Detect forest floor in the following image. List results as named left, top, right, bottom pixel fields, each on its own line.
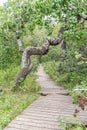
left=4, top=64, right=87, bottom=130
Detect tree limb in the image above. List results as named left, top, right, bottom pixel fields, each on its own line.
left=16, top=26, right=24, bottom=52
left=17, top=39, right=24, bottom=52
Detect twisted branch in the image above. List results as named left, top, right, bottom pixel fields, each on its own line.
left=15, top=27, right=65, bottom=86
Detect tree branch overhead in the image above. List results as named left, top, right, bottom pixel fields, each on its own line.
left=15, top=27, right=65, bottom=86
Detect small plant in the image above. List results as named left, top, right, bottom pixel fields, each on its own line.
left=58, top=117, right=84, bottom=130
left=73, top=95, right=87, bottom=129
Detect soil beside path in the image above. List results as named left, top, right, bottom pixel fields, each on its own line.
left=4, top=64, right=87, bottom=130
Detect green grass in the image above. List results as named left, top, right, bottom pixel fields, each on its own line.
left=0, top=64, right=40, bottom=129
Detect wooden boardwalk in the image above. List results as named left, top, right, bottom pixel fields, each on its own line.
left=4, top=65, right=87, bottom=130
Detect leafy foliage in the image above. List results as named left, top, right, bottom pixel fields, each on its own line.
left=0, top=0, right=87, bottom=128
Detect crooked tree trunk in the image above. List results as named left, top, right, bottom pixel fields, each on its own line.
left=15, top=28, right=66, bottom=86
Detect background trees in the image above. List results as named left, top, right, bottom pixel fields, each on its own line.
left=0, top=0, right=87, bottom=92
left=0, top=0, right=87, bottom=86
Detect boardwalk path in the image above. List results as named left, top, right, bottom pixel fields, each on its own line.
left=4, top=65, right=87, bottom=130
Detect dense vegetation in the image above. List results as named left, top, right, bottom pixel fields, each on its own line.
left=0, top=0, right=87, bottom=129
left=41, top=0, right=87, bottom=101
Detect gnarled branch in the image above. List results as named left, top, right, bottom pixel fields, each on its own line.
left=15, top=28, right=66, bottom=86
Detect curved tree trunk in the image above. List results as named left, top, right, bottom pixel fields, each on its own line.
left=15, top=28, right=66, bottom=86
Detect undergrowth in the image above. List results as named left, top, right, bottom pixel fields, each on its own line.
left=59, top=117, right=87, bottom=130
left=43, top=61, right=87, bottom=103
left=0, top=59, right=40, bottom=129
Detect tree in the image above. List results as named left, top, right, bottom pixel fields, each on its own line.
left=15, top=27, right=65, bottom=85
left=0, top=0, right=87, bottom=86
